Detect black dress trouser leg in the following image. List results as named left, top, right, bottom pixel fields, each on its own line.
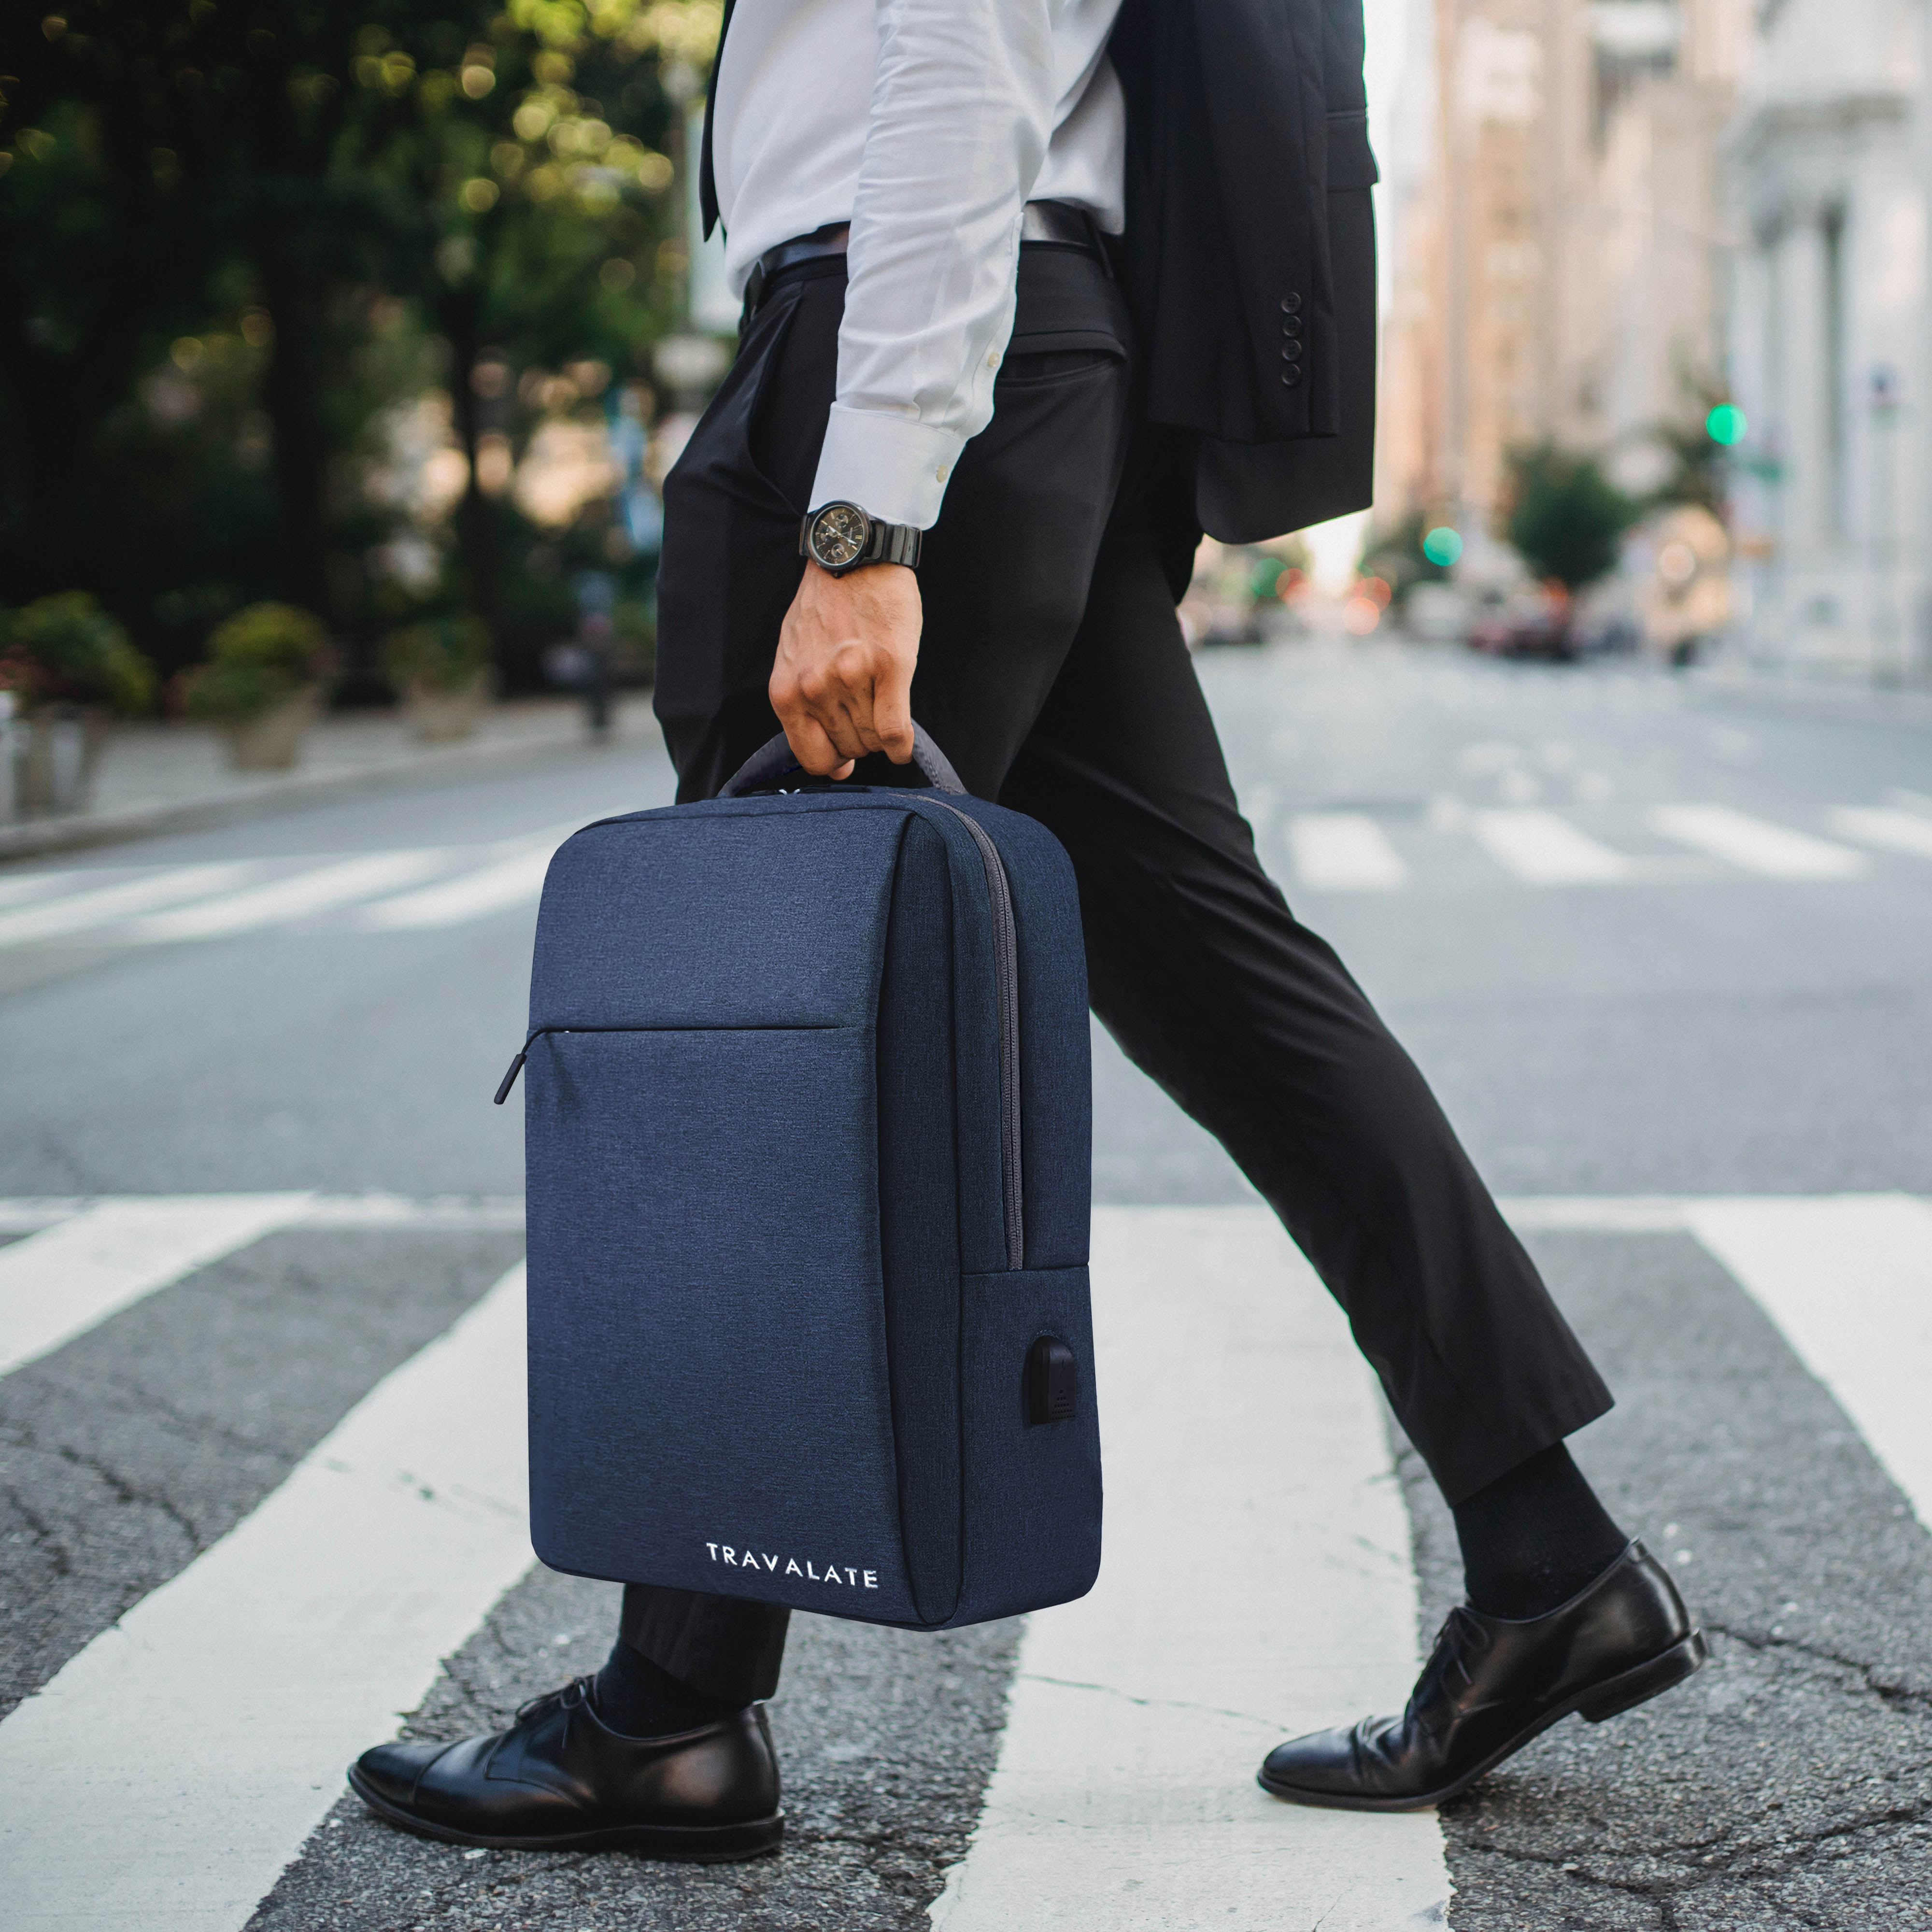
left=625, top=246, right=1613, bottom=1706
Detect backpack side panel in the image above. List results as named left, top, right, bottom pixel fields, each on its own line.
left=939, top=800, right=1093, bottom=1270
left=901, top=803, right=1011, bottom=1279
left=875, top=815, right=966, bottom=1626
left=946, top=1263, right=1104, bottom=1625
left=912, top=798, right=1102, bottom=1626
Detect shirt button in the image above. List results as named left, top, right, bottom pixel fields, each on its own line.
left=936, top=468, right=947, bottom=482
left=1281, top=293, right=1303, bottom=314
left=987, top=352, right=998, bottom=367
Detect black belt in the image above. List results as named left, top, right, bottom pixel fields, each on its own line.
left=742, top=200, right=1105, bottom=320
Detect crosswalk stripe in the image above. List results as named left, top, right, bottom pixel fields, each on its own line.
left=0, top=862, right=267, bottom=950
left=359, top=842, right=556, bottom=930
left=0, top=1195, right=315, bottom=1378
left=1287, top=812, right=1408, bottom=891
left=1500, top=1195, right=1690, bottom=1232
left=0, top=1199, right=89, bottom=1234
left=1472, top=809, right=1635, bottom=883
left=0, top=1262, right=532, bottom=1932
left=124, top=851, right=454, bottom=942
left=0, top=869, right=99, bottom=911
left=1829, top=806, right=1932, bottom=859
left=1649, top=805, right=1868, bottom=879
left=0, top=1193, right=526, bottom=1235
left=1683, top=1196, right=1932, bottom=1534
left=931, top=1206, right=1446, bottom=1931
left=0, top=1192, right=1923, bottom=1925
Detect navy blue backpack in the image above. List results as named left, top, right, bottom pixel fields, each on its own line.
left=503, top=726, right=1102, bottom=1630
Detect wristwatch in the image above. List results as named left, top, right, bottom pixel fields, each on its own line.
left=799, top=501, right=924, bottom=576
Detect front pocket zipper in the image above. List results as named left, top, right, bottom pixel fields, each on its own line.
left=494, top=1021, right=838, bottom=1105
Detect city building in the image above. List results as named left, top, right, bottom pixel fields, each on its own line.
left=1377, top=0, right=1748, bottom=548
left=1723, top=0, right=1931, bottom=680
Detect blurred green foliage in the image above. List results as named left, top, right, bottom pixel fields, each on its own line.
left=176, top=598, right=333, bottom=716
left=0, top=590, right=159, bottom=714
left=0, top=0, right=718, bottom=690
left=1502, top=444, right=1639, bottom=592
left=382, top=610, right=492, bottom=689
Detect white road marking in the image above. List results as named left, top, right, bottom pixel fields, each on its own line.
left=0, top=1263, right=533, bottom=1932
left=1286, top=812, right=1409, bottom=892
left=359, top=841, right=556, bottom=929
left=0, top=1193, right=526, bottom=1235
left=0, top=862, right=266, bottom=950
left=1471, top=809, right=1635, bottom=884
left=0, top=1195, right=315, bottom=1378
left=930, top=1206, right=1446, bottom=1931
left=297, top=1193, right=526, bottom=1229
left=1649, top=805, right=1867, bottom=879
left=1683, top=1196, right=1932, bottom=1534
left=0, top=1198, right=103, bottom=1234
left=1829, top=806, right=1932, bottom=859
left=1499, top=1196, right=1691, bottom=1233
left=8, top=1191, right=1926, bottom=1929
left=125, top=850, right=454, bottom=941
left=0, top=868, right=102, bottom=911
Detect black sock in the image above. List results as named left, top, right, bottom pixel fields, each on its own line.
left=591, top=1640, right=739, bottom=1737
left=1452, top=1443, right=1628, bottom=1620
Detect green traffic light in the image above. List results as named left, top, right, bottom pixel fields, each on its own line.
left=1706, top=404, right=1747, bottom=446
left=1422, top=526, right=1463, bottom=568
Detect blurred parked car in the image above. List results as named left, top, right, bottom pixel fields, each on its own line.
left=1466, top=583, right=1577, bottom=661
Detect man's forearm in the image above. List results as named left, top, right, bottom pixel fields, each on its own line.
left=806, top=0, right=1057, bottom=529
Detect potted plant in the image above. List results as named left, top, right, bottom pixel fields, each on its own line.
left=0, top=593, right=157, bottom=816
left=381, top=614, right=493, bottom=743
left=176, top=603, right=332, bottom=771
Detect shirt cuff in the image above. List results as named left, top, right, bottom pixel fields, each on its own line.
left=808, top=406, right=968, bottom=531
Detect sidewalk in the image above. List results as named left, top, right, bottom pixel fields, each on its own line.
left=0, top=695, right=662, bottom=862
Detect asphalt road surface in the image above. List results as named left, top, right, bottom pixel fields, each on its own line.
left=2, top=641, right=1931, bottom=1930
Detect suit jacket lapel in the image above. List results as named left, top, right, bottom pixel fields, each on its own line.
left=699, top=0, right=737, bottom=238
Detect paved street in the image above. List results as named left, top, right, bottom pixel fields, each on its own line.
left=3, top=642, right=1931, bottom=1929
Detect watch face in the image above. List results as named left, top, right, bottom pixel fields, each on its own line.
left=810, top=503, right=868, bottom=569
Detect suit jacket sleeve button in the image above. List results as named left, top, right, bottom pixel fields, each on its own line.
left=1281, top=293, right=1303, bottom=313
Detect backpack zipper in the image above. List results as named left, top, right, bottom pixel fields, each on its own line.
left=928, top=801, right=1024, bottom=1271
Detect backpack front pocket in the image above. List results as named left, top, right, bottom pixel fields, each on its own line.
left=523, top=1024, right=919, bottom=1623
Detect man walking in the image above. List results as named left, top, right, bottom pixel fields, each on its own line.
left=350, top=0, right=1703, bottom=1855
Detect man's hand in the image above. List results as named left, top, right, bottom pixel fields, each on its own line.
left=771, top=562, right=921, bottom=778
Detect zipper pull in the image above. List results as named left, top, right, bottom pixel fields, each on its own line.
left=493, top=1050, right=528, bottom=1106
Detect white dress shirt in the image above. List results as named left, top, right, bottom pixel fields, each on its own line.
left=710, top=0, right=1127, bottom=529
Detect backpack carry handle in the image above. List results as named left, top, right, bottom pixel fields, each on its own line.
left=719, top=721, right=967, bottom=798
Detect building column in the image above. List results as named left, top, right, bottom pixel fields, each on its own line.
left=1774, top=215, right=1832, bottom=558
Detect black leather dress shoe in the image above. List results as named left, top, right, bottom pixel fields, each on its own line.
left=1258, top=1540, right=1705, bottom=1812
left=349, top=1678, right=782, bottom=1860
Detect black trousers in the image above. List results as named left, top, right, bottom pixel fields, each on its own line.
left=633, top=245, right=1613, bottom=1705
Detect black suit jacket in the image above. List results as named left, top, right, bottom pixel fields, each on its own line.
left=1108, top=0, right=1378, bottom=541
